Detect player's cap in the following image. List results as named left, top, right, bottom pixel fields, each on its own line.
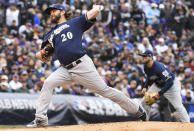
left=139, top=20, right=145, bottom=24
left=1, top=75, right=8, bottom=80
left=139, top=50, right=153, bottom=57
left=26, top=22, right=32, bottom=26
left=131, top=67, right=137, bottom=72
left=176, top=1, right=182, bottom=6
left=75, top=9, right=81, bottom=13
left=171, top=31, right=176, bottom=35
left=22, top=70, right=28, bottom=75
left=1, top=82, right=9, bottom=87
left=159, top=4, right=165, bottom=9
left=133, top=5, right=138, bottom=9
left=74, top=83, right=80, bottom=86
left=158, top=38, right=164, bottom=43
left=151, top=3, right=158, bottom=8
left=45, top=4, right=67, bottom=15
left=137, top=85, right=142, bottom=91
left=13, top=73, right=19, bottom=77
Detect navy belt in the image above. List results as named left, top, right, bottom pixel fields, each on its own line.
left=63, top=59, right=82, bottom=70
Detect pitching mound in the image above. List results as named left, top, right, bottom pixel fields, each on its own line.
left=2, top=122, right=194, bottom=131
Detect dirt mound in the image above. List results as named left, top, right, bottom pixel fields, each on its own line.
left=2, top=122, right=194, bottom=131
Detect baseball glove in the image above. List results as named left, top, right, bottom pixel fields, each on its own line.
left=144, top=92, right=159, bottom=105
left=41, top=44, right=54, bottom=61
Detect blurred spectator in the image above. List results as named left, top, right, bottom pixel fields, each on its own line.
left=9, top=73, right=22, bottom=92
left=34, top=60, right=44, bottom=80
left=128, top=68, right=139, bottom=82
left=138, top=0, right=150, bottom=14
left=1, top=75, right=8, bottom=82
left=114, top=80, right=129, bottom=97
left=0, top=1, right=5, bottom=28
left=186, top=8, right=194, bottom=31
left=182, top=89, right=194, bottom=103
left=163, top=1, right=174, bottom=29
left=55, top=85, right=71, bottom=94
left=9, top=20, right=18, bottom=37
left=137, top=37, right=153, bottom=52
left=183, top=68, right=192, bottom=83
left=127, top=80, right=137, bottom=98
left=74, top=9, right=81, bottom=17
left=121, top=79, right=130, bottom=89
left=146, top=3, right=160, bottom=26
left=0, top=53, right=7, bottom=70
left=113, top=36, right=123, bottom=53
left=109, top=5, right=121, bottom=35
left=155, top=37, right=168, bottom=55
left=130, top=5, right=146, bottom=25
left=99, top=3, right=112, bottom=26
left=6, top=4, right=19, bottom=27
left=20, top=7, right=28, bottom=25
left=20, top=70, right=28, bottom=81
left=171, top=2, right=187, bottom=38
left=0, top=82, right=11, bottom=92
left=18, top=80, right=29, bottom=93
left=134, top=86, right=144, bottom=98
left=18, top=21, right=33, bottom=41
left=189, top=59, right=194, bottom=71
left=29, top=80, right=43, bottom=94
left=120, top=3, right=130, bottom=22
left=71, top=83, right=84, bottom=96
left=27, top=73, right=38, bottom=89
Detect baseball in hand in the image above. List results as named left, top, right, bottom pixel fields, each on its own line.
left=93, top=5, right=104, bottom=11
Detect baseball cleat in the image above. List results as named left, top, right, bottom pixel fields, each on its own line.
left=136, top=106, right=148, bottom=121
left=26, top=118, right=48, bottom=128
left=138, top=111, right=147, bottom=121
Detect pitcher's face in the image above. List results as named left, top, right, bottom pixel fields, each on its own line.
left=142, top=56, right=151, bottom=65
left=50, top=9, right=61, bottom=24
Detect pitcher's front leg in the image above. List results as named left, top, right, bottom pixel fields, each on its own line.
left=36, top=67, right=72, bottom=120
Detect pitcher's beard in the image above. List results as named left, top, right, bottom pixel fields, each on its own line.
left=142, top=59, right=150, bottom=65
left=145, top=60, right=151, bottom=66
left=51, top=15, right=61, bottom=24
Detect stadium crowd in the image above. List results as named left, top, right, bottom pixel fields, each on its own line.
left=0, top=0, right=193, bottom=103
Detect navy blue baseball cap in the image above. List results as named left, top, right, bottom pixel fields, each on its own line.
left=45, top=4, right=67, bottom=15
left=139, top=50, right=153, bottom=57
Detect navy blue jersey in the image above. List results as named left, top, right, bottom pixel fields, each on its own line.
left=144, top=61, right=175, bottom=96
left=41, top=29, right=54, bottom=49
left=43, top=14, right=94, bottom=65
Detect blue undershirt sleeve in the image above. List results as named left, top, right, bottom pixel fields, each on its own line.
left=157, top=64, right=174, bottom=96
left=143, top=77, right=149, bottom=89
left=158, top=78, right=174, bottom=96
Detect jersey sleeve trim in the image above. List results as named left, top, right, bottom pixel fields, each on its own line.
left=48, top=33, right=54, bottom=48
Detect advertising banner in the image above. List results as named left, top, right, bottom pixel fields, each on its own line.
left=0, top=93, right=193, bottom=125
left=0, top=93, right=137, bottom=125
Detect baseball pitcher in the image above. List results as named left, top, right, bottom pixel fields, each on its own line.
left=139, top=50, right=190, bottom=122
left=27, top=4, right=147, bottom=127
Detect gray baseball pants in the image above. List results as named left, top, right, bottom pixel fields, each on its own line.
left=35, top=55, right=140, bottom=120
left=142, top=78, right=190, bottom=122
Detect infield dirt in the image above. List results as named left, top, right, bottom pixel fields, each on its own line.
left=1, top=122, right=194, bottom=131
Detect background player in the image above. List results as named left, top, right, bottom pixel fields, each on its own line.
left=139, top=50, right=190, bottom=122
left=27, top=3, right=147, bottom=127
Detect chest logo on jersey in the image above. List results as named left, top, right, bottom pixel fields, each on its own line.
left=54, top=24, right=70, bottom=35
